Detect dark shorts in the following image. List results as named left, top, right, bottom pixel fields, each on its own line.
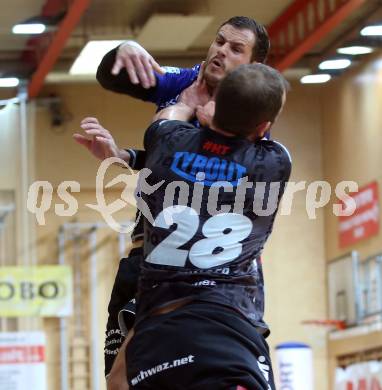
left=126, top=302, right=275, bottom=390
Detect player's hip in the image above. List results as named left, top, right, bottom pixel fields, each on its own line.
left=127, top=302, right=275, bottom=389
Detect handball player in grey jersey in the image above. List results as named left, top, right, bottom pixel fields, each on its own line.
left=126, top=63, right=291, bottom=389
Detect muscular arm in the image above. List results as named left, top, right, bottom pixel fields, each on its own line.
left=97, top=42, right=201, bottom=110
left=152, top=102, right=194, bottom=122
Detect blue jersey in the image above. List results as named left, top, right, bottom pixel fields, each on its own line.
left=150, top=64, right=202, bottom=128
left=152, top=65, right=201, bottom=113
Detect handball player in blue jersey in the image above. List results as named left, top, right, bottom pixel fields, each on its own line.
left=74, top=16, right=271, bottom=387
left=124, top=63, right=291, bottom=389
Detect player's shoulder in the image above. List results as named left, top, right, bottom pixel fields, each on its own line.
left=256, top=138, right=292, bottom=163
left=147, top=119, right=198, bottom=140
left=241, top=138, right=292, bottom=181
left=145, top=119, right=199, bottom=152
left=162, top=64, right=200, bottom=77
left=267, top=139, right=292, bottom=163
left=152, top=119, right=197, bottom=131
left=162, top=64, right=200, bottom=75
left=154, top=64, right=201, bottom=108
left=161, top=66, right=182, bottom=74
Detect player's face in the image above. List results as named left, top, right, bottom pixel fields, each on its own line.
left=204, top=25, right=255, bottom=88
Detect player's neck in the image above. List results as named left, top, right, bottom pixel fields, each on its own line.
left=204, top=75, right=219, bottom=96
left=206, top=83, right=217, bottom=96
left=209, top=123, right=263, bottom=142
left=209, top=124, right=237, bottom=138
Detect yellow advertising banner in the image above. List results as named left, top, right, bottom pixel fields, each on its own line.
left=0, top=265, right=73, bottom=317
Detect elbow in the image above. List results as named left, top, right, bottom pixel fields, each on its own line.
left=96, top=48, right=120, bottom=91
left=96, top=65, right=111, bottom=90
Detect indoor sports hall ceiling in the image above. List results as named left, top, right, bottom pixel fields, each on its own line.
left=1, top=0, right=382, bottom=93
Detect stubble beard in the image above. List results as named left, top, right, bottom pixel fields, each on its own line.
left=203, top=67, right=221, bottom=93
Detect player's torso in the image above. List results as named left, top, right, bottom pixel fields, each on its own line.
left=141, top=127, right=286, bottom=275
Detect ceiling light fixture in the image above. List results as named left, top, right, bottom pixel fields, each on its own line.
left=337, top=46, right=373, bottom=55
left=0, top=78, right=20, bottom=88
left=70, top=40, right=125, bottom=75
left=300, top=74, right=331, bottom=84
left=361, top=25, right=382, bottom=36
left=319, top=59, right=351, bottom=70
left=12, top=23, right=46, bottom=35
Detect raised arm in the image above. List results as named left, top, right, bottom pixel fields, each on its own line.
left=96, top=41, right=165, bottom=98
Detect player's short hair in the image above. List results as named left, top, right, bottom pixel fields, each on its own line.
left=220, top=16, right=270, bottom=63
left=213, top=63, right=288, bottom=137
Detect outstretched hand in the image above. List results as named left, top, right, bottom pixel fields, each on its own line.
left=112, top=41, right=165, bottom=89
left=73, top=117, right=122, bottom=161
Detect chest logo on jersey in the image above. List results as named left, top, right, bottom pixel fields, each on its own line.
left=170, top=152, right=247, bottom=186
left=202, top=141, right=231, bottom=155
